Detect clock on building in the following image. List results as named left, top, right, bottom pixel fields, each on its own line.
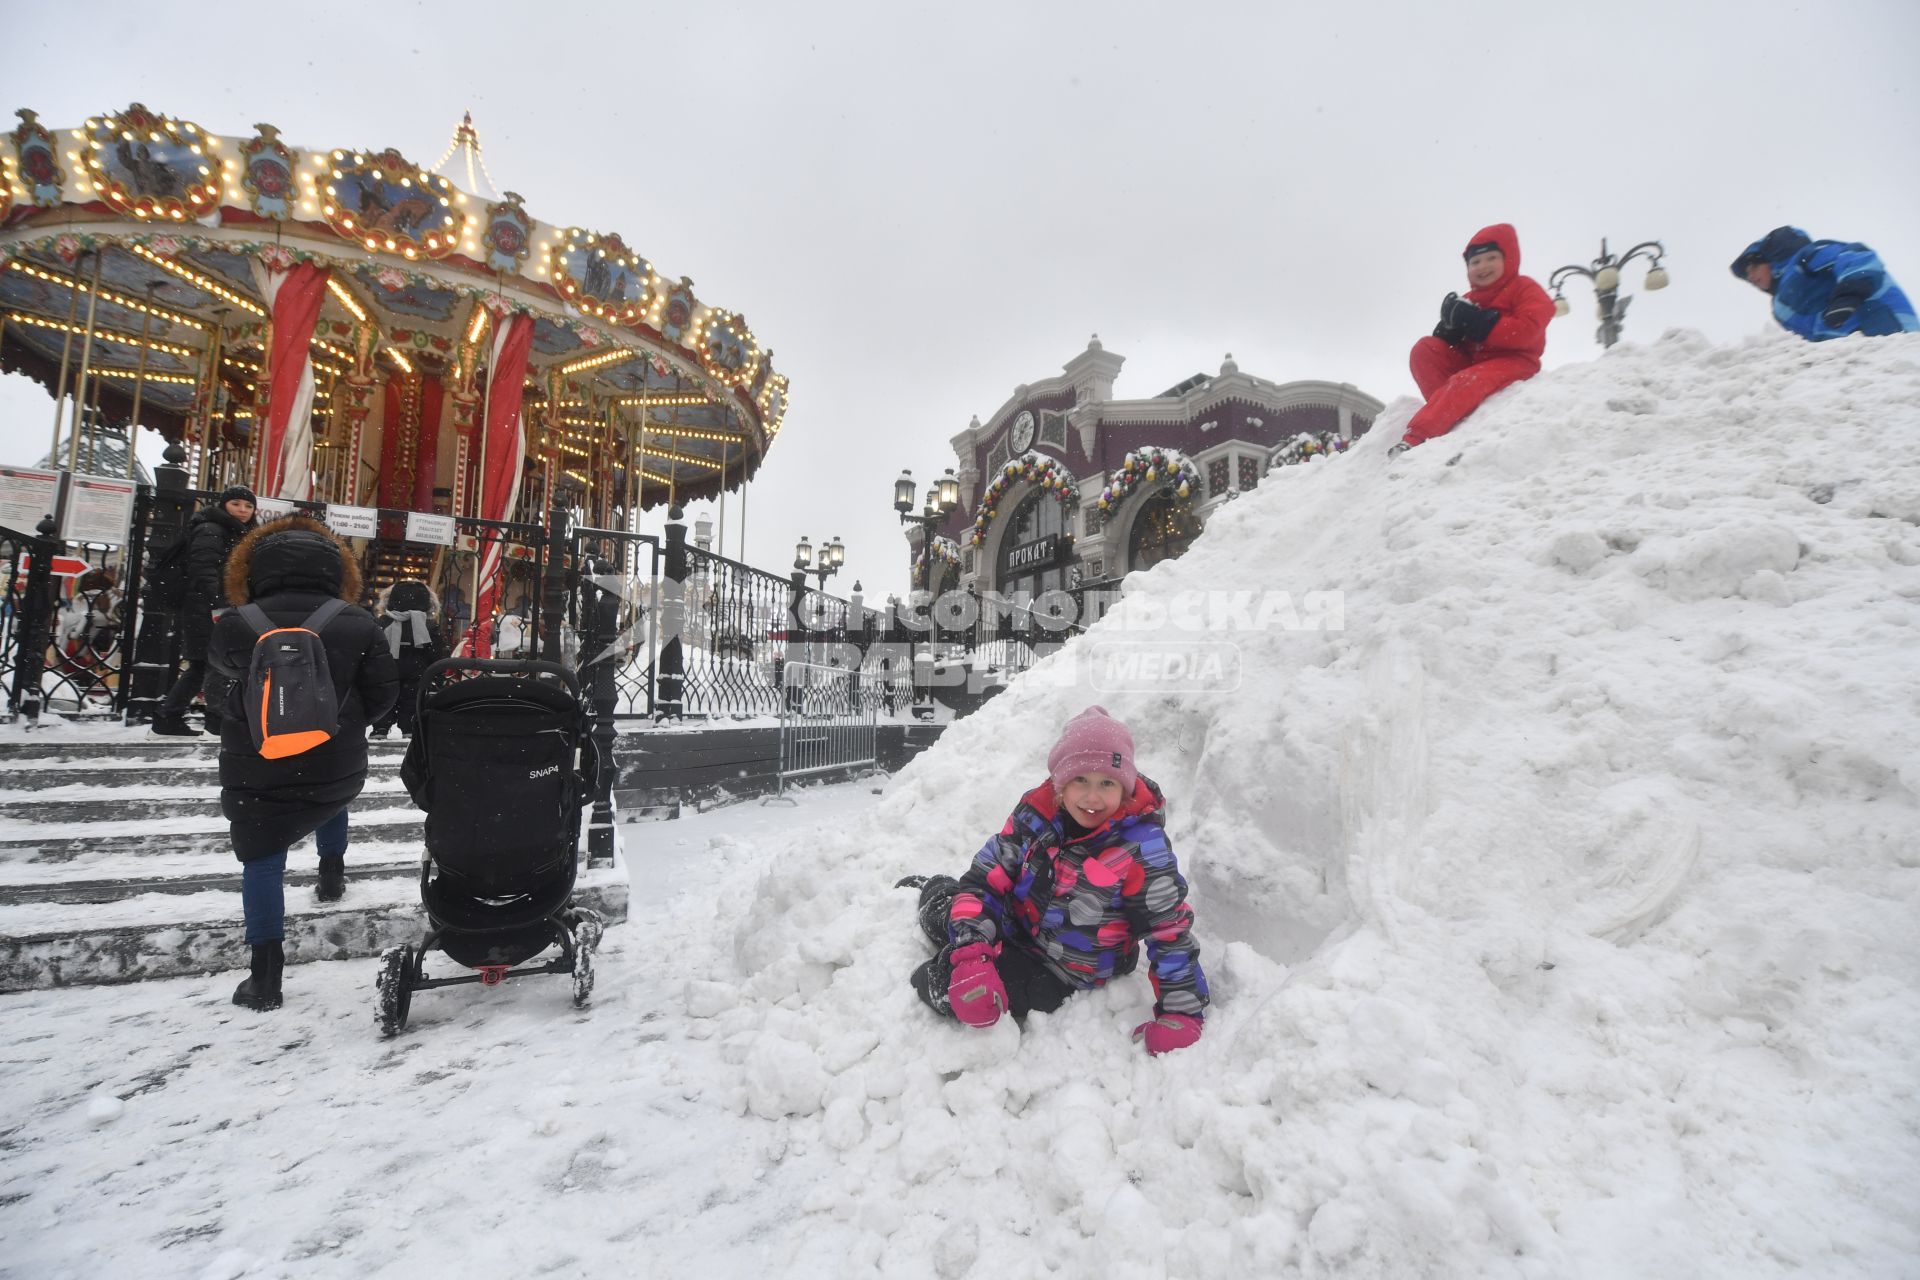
left=1010, top=410, right=1036, bottom=454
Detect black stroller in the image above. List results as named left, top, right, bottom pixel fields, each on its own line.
left=374, top=658, right=603, bottom=1036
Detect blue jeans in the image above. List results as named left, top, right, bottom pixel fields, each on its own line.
left=240, top=807, right=351, bottom=944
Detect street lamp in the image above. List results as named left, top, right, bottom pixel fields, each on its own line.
left=894, top=466, right=960, bottom=534
left=1549, top=238, right=1669, bottom=349
left=795, top=534, right=846, bottom=591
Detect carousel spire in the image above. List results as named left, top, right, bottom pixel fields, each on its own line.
left=432, top=109, right=500, bottom=199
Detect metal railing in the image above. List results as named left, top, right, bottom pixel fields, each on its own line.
left=776, top=657, right=880, bottom=796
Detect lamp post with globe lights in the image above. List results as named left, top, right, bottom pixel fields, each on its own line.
left=793, top=533, right=846, bottom=593
left=894, top=466, right=960, bottom=597
left=1549, top=238, right=1669, bottom=349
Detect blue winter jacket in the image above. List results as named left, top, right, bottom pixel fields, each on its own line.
left=1732, top=226, right=1919, bottom=342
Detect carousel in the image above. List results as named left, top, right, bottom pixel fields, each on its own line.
left=0, top=104, right=789, bottom=628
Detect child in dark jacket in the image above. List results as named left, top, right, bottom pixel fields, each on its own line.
left=906, top=706, right=1209, bottom=1054
left=1396, top=222, right=1557, bottom=453
left=207, top=516, right=397, bottom=1011
left=370, top=579, right=445, bottom=738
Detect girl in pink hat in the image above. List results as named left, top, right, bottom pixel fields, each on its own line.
left=902, top=706, right=1209, bottom=1053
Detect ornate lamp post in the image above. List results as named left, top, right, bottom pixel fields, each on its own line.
left=794, top=533, right=846, bottom=592
left=894, top=467, right=960, bottom=535
left=1549, top=238, right=1670, bottom=348
left=894, top=465, right=960, bottom=594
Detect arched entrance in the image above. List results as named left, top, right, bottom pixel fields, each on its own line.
left=994, top=488, right=1072, bottom=598
left=1126, top=492, right=1201, bottom=571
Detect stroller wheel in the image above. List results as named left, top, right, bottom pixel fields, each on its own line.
left=571, top=939, right=595, bottom=1009
left=376, top=945, right=416, bottom=1037
left=572, top=908, right=605, bottom=956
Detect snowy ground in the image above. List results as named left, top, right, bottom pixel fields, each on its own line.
left=5, top=330, right=1920, bottom=1278
left=0, top=780, right=887, bottom=1279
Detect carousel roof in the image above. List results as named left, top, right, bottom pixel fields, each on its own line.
left=0, top=105, right=788, bottom=508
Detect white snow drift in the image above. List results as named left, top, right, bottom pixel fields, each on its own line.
left=699, top=328, right=1920, bottom=1278
left=3, top=329, right=1917, bottom=1279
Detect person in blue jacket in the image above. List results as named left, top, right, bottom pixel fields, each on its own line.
left=1731, top=227, right=1918, bottom=342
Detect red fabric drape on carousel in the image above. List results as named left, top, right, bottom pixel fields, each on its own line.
left=248, top=260, right=330, bottom=500
left=467, top=313, right=535, bottom=653
left=414, top=374, right=445, bottom=513
left=377, top=371, right=414, bottom=514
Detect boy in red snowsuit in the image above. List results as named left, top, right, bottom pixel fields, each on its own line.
left=1395, top=223, right=1556, bottom=453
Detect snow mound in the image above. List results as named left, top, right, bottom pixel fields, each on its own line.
left=694, top=330, right=1920, bottom=1277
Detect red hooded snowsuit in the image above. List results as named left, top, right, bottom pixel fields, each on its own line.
left=1403, top=223, right=1556, bottom=446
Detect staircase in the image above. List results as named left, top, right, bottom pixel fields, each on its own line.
left=0, top=733, right=629, bottom=991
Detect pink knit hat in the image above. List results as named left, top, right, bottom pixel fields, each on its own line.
left=1047, top=705, right=1138, bottom=794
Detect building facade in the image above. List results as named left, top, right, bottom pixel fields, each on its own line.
left=910, top=336, right=1384, bottom=598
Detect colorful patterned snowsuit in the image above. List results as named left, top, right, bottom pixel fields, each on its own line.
left=944, top=775, right=1209, bottom=1019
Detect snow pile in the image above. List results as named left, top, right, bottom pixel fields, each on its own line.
left=693, top=330, right=1920, bottom=1277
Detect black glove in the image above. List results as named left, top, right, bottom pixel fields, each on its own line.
left=1442, top=293, right=1501, bottom=344
left=1433, top=293, right=1466, bottom=345
left=1822, top=286, right=1866, bottom=330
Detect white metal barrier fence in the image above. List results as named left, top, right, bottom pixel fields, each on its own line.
left=776, top=658, right=879, bottom=796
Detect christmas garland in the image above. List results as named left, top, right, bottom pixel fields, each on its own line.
left=1096, top=447, right=1199, bottom=515
left=1273, top=430, right=1349, bottom=468
left=912, top=535, right=961, bottom=588
left=970, top=452, right=1078, bottom=546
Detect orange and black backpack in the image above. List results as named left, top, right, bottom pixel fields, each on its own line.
left=236, top=599, right=348, bottom=759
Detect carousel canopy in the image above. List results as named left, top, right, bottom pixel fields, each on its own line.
left=0, top=105, right=788, bottom=509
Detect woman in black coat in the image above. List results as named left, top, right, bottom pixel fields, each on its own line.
left=153, top=485, right=257, bottom=735
left=207, top=515, right=397, bottom=1010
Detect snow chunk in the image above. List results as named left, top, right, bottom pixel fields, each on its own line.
left=1631, top=520, right=1800, bottom=600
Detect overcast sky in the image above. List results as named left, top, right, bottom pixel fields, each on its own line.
left=4, top=0, right=1916, bottom=599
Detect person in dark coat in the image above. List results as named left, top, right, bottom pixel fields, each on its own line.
left=370, top=578, right=445, bottom=738
left=1731, top=226, right=1919, bottom=342
left=206, top=515, right=397, bottom=1010
left=153, top=485, right=257, bottom=735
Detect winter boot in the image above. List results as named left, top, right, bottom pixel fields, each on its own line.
left=316, top=856, right=346, bottom=903
left=912, top=875, right=962, bottom=949
left=151, top=714, right=197, bottom=737
left=232, top=942, right=284, bottom=1011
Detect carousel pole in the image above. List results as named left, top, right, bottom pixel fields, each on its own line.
left=197, top=311, right=228, bottom=491
left=83, top=373, right=104, bottom=474
left=65, top=250, right=108, bottom=474
left=601, top=398, right=617, bottom=530
left=739, top=472, right=748, bottom=564
left=717, top=437, right=729, bottom=558
left=633, top=410, right=648, bottom=537
left=125, top=283, right=159, bottom=480
left=47, top=251, right=87, bottom=462
left=623, top=419, right=638, bottom=534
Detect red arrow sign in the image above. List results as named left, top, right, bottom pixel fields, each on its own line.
left=19, top=554, right=91, bottom=577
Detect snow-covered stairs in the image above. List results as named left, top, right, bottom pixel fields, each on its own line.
left=0, top=734, right=629, bottom=991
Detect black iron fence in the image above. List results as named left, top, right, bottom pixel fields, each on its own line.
left=9, top=465, right=1135, bottom=736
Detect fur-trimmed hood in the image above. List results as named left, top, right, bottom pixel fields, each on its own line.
left=223, top=514, right=363, bottom=606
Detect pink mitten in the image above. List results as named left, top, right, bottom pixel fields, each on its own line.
left=1131, top=1012, right=1203, bottom=1055
left=946, top=942, right=1007, bottom=1028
